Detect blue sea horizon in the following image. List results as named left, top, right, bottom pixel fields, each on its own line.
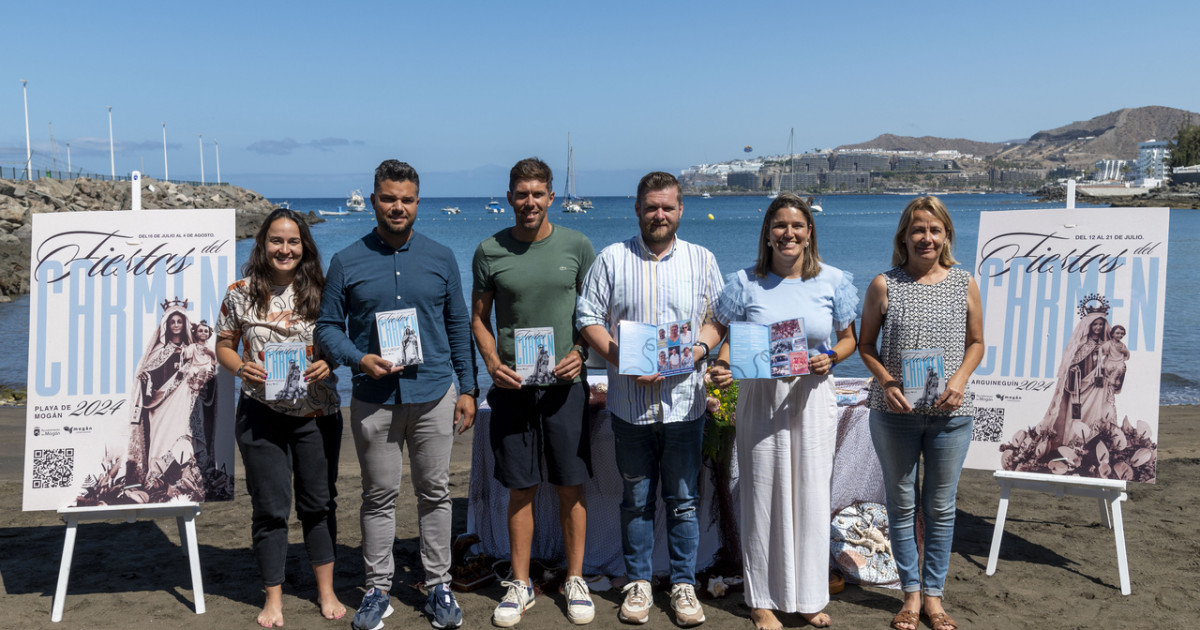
left=2, top=193, right=1196, bottom=405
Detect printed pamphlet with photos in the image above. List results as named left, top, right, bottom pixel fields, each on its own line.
left=618, top=318, right=695, bottom=377
left=729, top=317, right=811, bottom=379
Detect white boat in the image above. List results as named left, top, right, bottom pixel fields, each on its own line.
left=702, top=192, right=712, bottom=199
left=561, top=133, right=590, bottom=213
left=485, top=199, right=505, bottom=213
left=318, top=207, right=350, bottom=217
left=442, top=206, right=461, bottom=215
left=346, top=189, right=367, bottom=212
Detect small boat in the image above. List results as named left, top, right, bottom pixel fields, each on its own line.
left=442, top=206, right=461, bottom=215
left=702, top=192, right=712, bottom=199
left=318, top=206, right=350, bottom=216
left=346, top=189, right=367, bottom=212
left=563, top=202, right=586, bottom=213
left=278, top=201, right=292, bottom=209
left=561, top=133, right=592, bottom=212
left=485, top=199, right=505, bottom=213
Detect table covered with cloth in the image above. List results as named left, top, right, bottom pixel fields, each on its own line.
left=466, top=376, right=882, bottom=577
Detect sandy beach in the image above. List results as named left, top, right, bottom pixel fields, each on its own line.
left=0, top=404, right=1197, bottom=630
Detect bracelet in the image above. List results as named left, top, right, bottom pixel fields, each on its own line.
left=824, top=350, right=838, bottom=364
left=571, top=345, right=588, bottom=360
left=695, top=341, right=711, bottom=357
left=235, top=364, right=246, bottom=378
left=883, top=380, right=902, bottom=390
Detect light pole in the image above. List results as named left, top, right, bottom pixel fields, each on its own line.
left=198, top=134, right=205, bottom=184
left=107, top=106, right=115, bottom=178
left=214, top=140, right=221, bottom=184
left=67, top=143, right=71, bottom=175
left=162, top=123, right=169, bottom=182
left=22, top=79, right=31, bottom=181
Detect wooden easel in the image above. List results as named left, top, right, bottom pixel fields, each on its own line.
left=985, top=470, right=1130, bottom=595
left=52, top=502, right=206, bottom=622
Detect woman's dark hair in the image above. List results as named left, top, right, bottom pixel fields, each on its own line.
left=242, top=208, right=325, bottom=321
left=755, top=192, right=821, bottom=280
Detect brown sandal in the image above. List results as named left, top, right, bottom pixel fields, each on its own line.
left=890, top=609, right=919, bottom=630
left=927, top=611, right=958, bottom=630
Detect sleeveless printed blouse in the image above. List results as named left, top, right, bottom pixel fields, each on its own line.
left=866, top=266, right=975, bottom=417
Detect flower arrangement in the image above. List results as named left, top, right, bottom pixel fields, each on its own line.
left=999, top=415, right=1157, bottom=482
left=701, top=376, right=737, bottom=461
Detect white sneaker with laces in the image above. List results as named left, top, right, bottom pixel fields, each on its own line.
left=670, top=583, right=705, bottom=627
left=563, top=576, right=595, bottom=625
left=618, top=580, right=652, bottom=624
left=492, top=579, right=535, bottom=627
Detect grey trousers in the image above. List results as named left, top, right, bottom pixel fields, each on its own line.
left=351, top=387, right=457, bottom=590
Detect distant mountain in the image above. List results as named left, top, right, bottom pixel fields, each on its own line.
left=834, top=106, right=1200, bottom=167
left=837, top=134, right=1005, bottom=157
left=995, top=105, right=1199, bottom=165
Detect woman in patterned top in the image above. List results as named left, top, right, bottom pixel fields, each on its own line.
left=858, top=196, right=984, bottom=630
left=214, top=209, right=345, bottom=627
left=706, top=193, right=860, bottom=630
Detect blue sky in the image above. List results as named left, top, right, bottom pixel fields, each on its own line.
left=2, top=1, right=1196, bottom=197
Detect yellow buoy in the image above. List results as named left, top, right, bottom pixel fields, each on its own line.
left=707, top=213, right=714, bottom=220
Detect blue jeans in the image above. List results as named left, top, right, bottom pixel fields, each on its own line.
left=611, top=414, right=705, bottom=585
left=868, top=410, right=973, bottom=597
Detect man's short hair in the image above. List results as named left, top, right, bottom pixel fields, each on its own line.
left=509, top=157, right=553, bottom=192
left=636, top=171, right=681, bottom=205
left=374, top=160, right=420, bottom=194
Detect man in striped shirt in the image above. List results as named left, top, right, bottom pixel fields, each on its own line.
left=576, top=171, right=724, bottom=627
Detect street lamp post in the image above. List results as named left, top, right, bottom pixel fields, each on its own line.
left=107, top=106, right=115, bottom=178
left=22, top=79, right=31, bottom=181
left=67, top=143, right=71, bottom=175
left=162, top=123, right=169, bottom=182
left=198, top=134, right=205, bottom=185
left=214, top=141, right=221, bottom=184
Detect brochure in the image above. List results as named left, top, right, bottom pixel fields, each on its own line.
left=729, top=317, right=810, bottom=379
left=376, top=308, right=423, bottom=366
left=901, top=348, right=945, bottom=407
left=264, top=342, right=308, bottom=400
left=515, top=327, right=556, bottom=385
left=617, top=318, right=695, bottom=377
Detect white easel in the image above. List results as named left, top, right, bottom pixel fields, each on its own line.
left=53, top=502, right=206, bottom=622
left=985, top=470, right=1130, bottom=595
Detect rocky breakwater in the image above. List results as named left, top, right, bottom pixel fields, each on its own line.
left=0, top=177, right=321, bottom=301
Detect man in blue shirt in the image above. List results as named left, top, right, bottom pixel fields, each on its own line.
left=316, top=160, right=477, bottom=630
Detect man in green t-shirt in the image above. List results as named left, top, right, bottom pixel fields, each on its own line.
left=471, top=157, right=598, bottom=627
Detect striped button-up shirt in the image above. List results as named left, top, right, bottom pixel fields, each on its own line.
left=576, top=234, right=724, bottom=425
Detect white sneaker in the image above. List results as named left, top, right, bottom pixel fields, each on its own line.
left=618, top=580, right=652, bottom=624
left=669, top=583, right=705, bottom=627
left=492, top=579, right=535, bottom=627
left=563, top=576, right=595, bottom=625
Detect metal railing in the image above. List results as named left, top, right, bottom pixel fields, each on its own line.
left=0, top=165, right=227, bottom=188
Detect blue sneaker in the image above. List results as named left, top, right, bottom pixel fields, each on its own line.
left=352, top=587, right=394, bottom=630
left=424, top=583, right=463, bottom=629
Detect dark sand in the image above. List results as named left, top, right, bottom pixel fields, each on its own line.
left=1, top=405, right=1197, bottom=629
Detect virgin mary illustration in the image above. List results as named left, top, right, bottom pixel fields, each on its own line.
left=125, top=298, right=209, bottom=497
left=1038, top=295, right=1119, bottom=451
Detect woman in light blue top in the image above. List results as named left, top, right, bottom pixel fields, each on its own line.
left=706, top=192, right=859, bottom=630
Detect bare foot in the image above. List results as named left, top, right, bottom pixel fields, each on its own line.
left=750, top=608, right=783, bottom=630
left=258, top=586, right=285, bottom=627
left=318, top=593, right=346, bottom=620
left=801, top=611, right=831, bottom=627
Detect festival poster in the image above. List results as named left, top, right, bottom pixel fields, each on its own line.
left=376, top=307, right=423, bottom=367
left=966, top=207, right=1168, bottom=483
left=23, top=209, right=236, bottom=510
left=264, top=342, right=307, bottom=400
left=514, top=327, right=555, bottom=386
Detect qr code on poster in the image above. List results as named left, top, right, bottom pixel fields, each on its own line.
left=32, top=448, right=74, bottom=489
left=973, top=407, right=1004, bottom=442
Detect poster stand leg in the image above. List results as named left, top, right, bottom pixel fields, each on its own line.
left=985, top=471, right=1130, bottom=595
left=51, top=502, right=206, bottom=622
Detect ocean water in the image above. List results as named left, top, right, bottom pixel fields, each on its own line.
left=2, top=194, right=1197, bottom=405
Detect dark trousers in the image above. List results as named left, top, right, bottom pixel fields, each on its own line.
left=236, top=395, right=342, bottom=587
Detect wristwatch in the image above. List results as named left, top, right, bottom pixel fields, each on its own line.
left=465, top=387, right=480, bottom=398
left=571, top=345, right=589, bottom=360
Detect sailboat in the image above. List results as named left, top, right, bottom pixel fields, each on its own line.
left=562, top=133, right=590, bottom=213
left=775, top=128, right=821, bottom=212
